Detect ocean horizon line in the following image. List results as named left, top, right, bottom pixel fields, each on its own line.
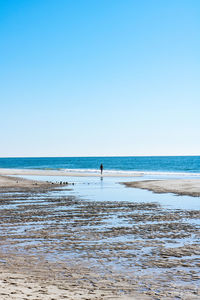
left=0, top=155, right=200, bottom=159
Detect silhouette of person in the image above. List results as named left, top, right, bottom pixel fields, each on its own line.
left=100, top=164, right=103, bottom=175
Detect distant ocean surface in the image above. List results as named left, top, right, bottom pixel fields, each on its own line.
left=0, top=156, right=200, bottom=176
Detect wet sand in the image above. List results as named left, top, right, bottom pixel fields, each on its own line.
left=123, top=179, right=200, bottom=197
left=0, top=174, right=199, bottom=299
left=0, top=175, right=149, bottom=299
left=0, top=267, right=147, bottom=300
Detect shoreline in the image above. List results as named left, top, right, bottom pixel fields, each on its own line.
left=0, top=168, right=142, bottom=178
left=2, top=167, right=200, bottom=178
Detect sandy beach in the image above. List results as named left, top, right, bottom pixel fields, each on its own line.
left=123, top=179, right=200, bottom=197
left=0, top=171, right=199, bottom=299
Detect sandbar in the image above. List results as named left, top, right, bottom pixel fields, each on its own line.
left=0, top=174, right=61, bottom=188
left=123, top=179, right=200, bottom=197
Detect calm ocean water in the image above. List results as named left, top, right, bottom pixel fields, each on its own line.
left=0, top=156, right=200, bottom=175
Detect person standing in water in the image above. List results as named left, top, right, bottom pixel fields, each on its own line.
left=100, top=164, right=103, bottom=175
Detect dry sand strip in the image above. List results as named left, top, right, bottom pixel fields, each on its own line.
left=123, top=179, right=200, bottom=197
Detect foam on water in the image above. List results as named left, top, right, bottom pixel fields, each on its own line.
left=62, top=168, right=200, bottom=177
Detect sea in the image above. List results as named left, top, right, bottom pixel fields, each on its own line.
left=0, top=156, right=200, bottom=176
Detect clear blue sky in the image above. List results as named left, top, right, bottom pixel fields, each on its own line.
left=0, top=0, right=200, bottom=157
